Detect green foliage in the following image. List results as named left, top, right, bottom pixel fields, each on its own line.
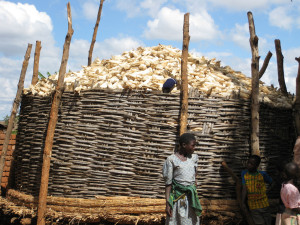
left=38, top=72, right=46, bottom=80
left=3, top=115, right=9, bottom=125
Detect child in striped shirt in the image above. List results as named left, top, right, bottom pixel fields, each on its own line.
left=241, top=155, right=273, bottom=225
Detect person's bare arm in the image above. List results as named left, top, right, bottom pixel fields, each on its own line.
left=165, top=185, right=172, bottom=217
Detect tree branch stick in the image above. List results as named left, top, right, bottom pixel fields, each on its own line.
left=37, top=3, right=73, bottom=225
left=0, top=43, right=32, bottom=194
left=275, top=39, right=288, bottom=96
left=248, top=11, right=260, bottom=156
left=179, top=13, right=190, bottom=136
left=88, top=0, right=105, bottom=66
left=31, top=40, right=42, bottom=85
left=259, top=51, right=272, bottom=79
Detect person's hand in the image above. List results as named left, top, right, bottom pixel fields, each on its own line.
left=166, top=203, right=173, bottom=217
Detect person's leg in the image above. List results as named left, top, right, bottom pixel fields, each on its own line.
left=260, top=207, right=271, bottom=225
left=250, top=209, right=265, bottom=225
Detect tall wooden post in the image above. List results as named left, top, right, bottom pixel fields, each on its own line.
left=294, top=57, right=300, bottom=136
left=37, top=3, right=73, bottom=225
left=275, top=39, right=288, bottom=96
left=179, top=13, right=190, bottom=136
left=247, top=12, right=260, bottom=156
left=88, top=0, right=105, bottom=66
left=0, top=44, right=32, bottom=194
left=31, top=40, right=42, bottom=85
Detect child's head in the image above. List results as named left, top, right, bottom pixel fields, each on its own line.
left=179, top=133, right=196, bottom=155
left=283, top=162, right=299, bottom=181
left=247, top=155, right=261, bottom=172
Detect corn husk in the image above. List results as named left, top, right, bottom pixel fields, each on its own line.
left=23, top=44, right=293, bottom=108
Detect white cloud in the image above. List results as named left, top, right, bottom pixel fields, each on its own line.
left=0, top=1, right=54, bottom=56
left=207, top=0, right=288, bottom=11
left=68, top=37, right=144, bottom=71
left=269, top=6, right=293, bottom=30
left=82, top=1, right=99, bottom=21
left=144, top=7, right=220, bottom=41
left=140, top=0, right=168, bottom=17
left=230, top=23, right=269, bottom=53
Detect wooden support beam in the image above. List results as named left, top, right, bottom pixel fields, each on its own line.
left=88, top=0, right=105, bottom=66
left=294, top=57, right=300, bottom=136
left=248, top=11, right=260, bottom=156
left=259, top=51, right=272, bottom=79
left=222, top=162, right=255, bottom=225
left=37, top=3, right=73, bottom=225
left=0, top=43, right=32, bottom=194
left=179, top=13, right=190, bottom=136
left=31, top=40, right=42, bottom=85
left=275, top=39, right=288, bottom=96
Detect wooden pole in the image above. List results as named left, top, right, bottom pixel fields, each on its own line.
left=88, top=0, right=105, bottom=66
left=275, top=39, right=288, bottom=96
left=259, top=51, right=272, bottom=79
left=31, top=40, right=42, bottom=85
left=179, top=13, right=190, bottom=136
left=294, top=57, right=300, bottom=136
left=0, top=43, right=32, bottom=194
left=247, top=11, right=260, bottom=156
left=37, top=3, right=73, bottom=225
left=221, top=162, right=255, bottom=225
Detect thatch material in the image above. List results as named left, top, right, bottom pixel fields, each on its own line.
left=1, top=189, right=245, bottom=224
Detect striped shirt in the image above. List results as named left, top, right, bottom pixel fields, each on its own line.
left=241, top=170, right=272, bottom=210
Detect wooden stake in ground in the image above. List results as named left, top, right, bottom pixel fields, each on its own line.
left=294, top=57, right=300, bottom=136
left=31, top=40, right=42, bottom=85
left=88, top=0, right=105, bottom=66
left=221, top=162, right=255, bottom=225
left=37, top=3, right=73, bottom=225
left=259, top=51, right=272, bottom=79
left=179, top=13, right=190, bottom=136
left=275, top=39, right=288, bottom=96
left=0, top=43, right=32, bottom=194
left=247, top=11, right=260, bottom=156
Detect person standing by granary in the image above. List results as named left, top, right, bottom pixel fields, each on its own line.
left=162, top=133, right=202, bottom=225
left=241, top=155, right=273, bottom=225
left=280, top=162, right=300, bottom=225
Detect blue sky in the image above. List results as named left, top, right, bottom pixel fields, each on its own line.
left=0, top=0, right=300, bottom=119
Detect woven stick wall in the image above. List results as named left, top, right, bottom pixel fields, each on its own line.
left=12, top=89, right=294, bottom=199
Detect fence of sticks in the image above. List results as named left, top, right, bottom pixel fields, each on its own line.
left=0, top=88, right=294, bottom=224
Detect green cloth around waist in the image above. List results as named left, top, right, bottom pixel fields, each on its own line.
left=168, top=180, right=202, bottom=216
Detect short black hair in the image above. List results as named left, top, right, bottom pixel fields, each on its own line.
left=179, top=133, right=196, bottom=146
left=284, top=162, right=299, bottom=180
left=249, top=155, right=261, bottom=166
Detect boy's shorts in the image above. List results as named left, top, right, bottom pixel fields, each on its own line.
left=250, top=207, right=271, bottom=225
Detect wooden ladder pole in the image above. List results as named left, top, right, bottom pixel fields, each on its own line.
left=88, top=0, right=105, bottom=66
left=31, top=40, right=42, bottom=86
left=179, top=12, right=190, bottom=136
left=37, top=3, right=73, bottom=225
left=247, top=11, right=260, bottom=156
left=275, top=39, right=288, bottom=96
left=0, top=43, right=32, bottom=194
